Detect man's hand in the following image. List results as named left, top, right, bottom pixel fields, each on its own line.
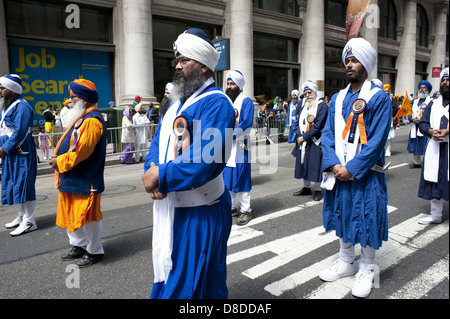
left=297, top=136, right=304, bottom=145
left=0, top=147, right=6, bottom=159
left=431, top=128, right=449, bottom=142
left=48, top=155, right=58, bottom=169
left=332, top=164, right=353, bottom=182
left=142, top=162, right=167, bottom=200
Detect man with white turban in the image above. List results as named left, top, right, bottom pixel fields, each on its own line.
left=287, top=90, right=299, bottom=144
left=142, top=28, right=235, bottom=299
left=223, top=70, right=254, bottom=226
left=319, top=38, right=392, bottom=298
left=0, top=74, right=38, bottom=236
left=291, top=81, right=328, bottom=201
left=407, top=80, right=433, bottom=168
left=417, top=67, right=449, bottom=225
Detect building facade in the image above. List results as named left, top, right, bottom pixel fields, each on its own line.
left=1, top=0, right=448, bottom=126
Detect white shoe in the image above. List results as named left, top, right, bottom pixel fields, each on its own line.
left=385, top=151, right=391, bottom=157
left=352, top=265, right=377, bottom=298
left=418, top=215, right=442, bottom=225
left=319, top=259, right=357, bottom=282
left=5, top=216, right=23, bottom=229
left=10, top=221, right=37, bottom=236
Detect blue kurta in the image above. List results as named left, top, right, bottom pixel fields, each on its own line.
left=0, top=98, right=37, bottom=205
left=291, top=100, right=328, bottom=182
left=287, top=101, right=298, bottom=143
left=144, top=82, right=235, bottom=299
left=223, top=95, right=254, bottom=193
left=407, top=98, right=430, bottom=155
left=321, top=84, right=392, bottom=250
left=417, top=98, right=449, bottom=201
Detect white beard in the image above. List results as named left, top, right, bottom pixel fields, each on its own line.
left=418, top=91, right=428, bottom=100
left=305, top=94, right=317, bottom=109
left=61, top=100, right=86, bottom=128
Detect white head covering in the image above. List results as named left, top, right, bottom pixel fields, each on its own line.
left=302, top=80, right=318, bottom=94
left=0, top=74, right=23, bottom=94
left=291, top=90, right=300, bottom=97
left=342, top=38, right=377, bottom=76
left=173, top=28, right=220, bottom=72
left=440, top=67, right=449, bottom=82
left=371, top=79, right=383, bottom=88
left=226, top=70, right=245, bottom=91
left=165, top=82, right=174, bottom=93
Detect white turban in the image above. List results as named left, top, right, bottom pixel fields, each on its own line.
left=174, top=28, right=220, bottom=72
left=226, top=70, right=245, bottom=91
left=291, top=90, right=300, bottom=97
left=371, top=79, right=383, bottom=88
left=302, top=81, right=318, bottom=95
left=342, top=38, right=377, bottom=76
left=0, top=74, right=23, bottom=95
left=441, top=67, right=449, bottom=82
left=165, top=82, right=174, bottom=93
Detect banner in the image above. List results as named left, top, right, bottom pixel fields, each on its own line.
left=346, top=0, right=372, bottom=39
left=9, top=44, right=112, bottom=126
left=394, top=92, right=413, bottom=120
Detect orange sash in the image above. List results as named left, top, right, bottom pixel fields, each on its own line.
left=342, top=99, right=368, bottom=144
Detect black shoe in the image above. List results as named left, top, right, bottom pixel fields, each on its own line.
left=313, top=191, right=323, bottom=201
left=76, top=253, right=104, bottom=268
left=293, top=187, right=312, bottom=196
left=236, top=212, right=252, bottom=226
left=231, top=208, right=239, bottom=217
left=61, top=246, right=86, bottom=261
left=409, top=163, right=421, bottom=169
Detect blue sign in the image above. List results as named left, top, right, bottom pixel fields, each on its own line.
left=9, top=44, right=112, bottom=126
left=213, top=37, right=230, bottom=72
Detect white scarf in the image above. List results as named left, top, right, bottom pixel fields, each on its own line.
left=410, top=96, right=432, bottom=138
left=423, top=96, right=449, bottom=183
left=226, top=93, right=245, bottom=168
left=298, top=97, right=319, bottom=163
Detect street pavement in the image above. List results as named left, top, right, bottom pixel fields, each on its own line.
left=0, top=125, right=448, bottom=301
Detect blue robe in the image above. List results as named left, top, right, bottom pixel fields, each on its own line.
left=223, top=96, right=254, bottom=193
left=291, top=100, right=328, bottom=182
left=407, top=98, right=430, bottom=155
left=417, top=98, right=449, bottom=201
left=144, top=82, right=235, bottom=299
left=287, top=101, right=298, bottom=143
left=0, top=98, right=37, bottom=205
left=321, top=85, right=392, bottom=250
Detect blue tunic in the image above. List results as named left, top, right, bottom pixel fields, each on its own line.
left=144, top=82, right=235, bottom=299
left=417, top=98, right=449, bottom=201
left=287, top=101, right=298, bottom=144
left=223, top=96, right=254, bottom=193
left=407, top=98, right=430, bottom=155
left=291, top=100, right=328, bottom=182
left=0, top=98, right=37, bottom=205
left=321, top=85, right=392, bottom=250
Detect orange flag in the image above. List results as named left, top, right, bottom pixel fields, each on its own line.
left=394, top=92, right=413, bottom=120
left=346, top=0, right=372, bottom=39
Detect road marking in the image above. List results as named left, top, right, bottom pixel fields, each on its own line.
left=389, top=163, right=409, bottom=170
left=387, top=255, right=449, bottom=299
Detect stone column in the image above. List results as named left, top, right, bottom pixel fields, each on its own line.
left=121, top=0, right=156, bottom=107
left=396, top=0, right=417, bottom=96
left=301, top=0, right=325, bottom=97
left=226, top=0, right=254, bottom=100
left=427, top=1, right=448, bottom=90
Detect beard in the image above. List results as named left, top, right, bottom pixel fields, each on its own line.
left=159, top=97, right=171, bottom=117
left=0, top=94, right=13, bottom=112
left=305, top=93, right=317, bottom=109
left=171, top=64, right=206, bottom=101
left=418, top=91, right=428, bottom=100
left=62, top=99, right=86, bottom=128
left=346, top=67, right=366, bottom=83
left=291, top=98, right=298, bottom=105
left=226, top=87, right=241, bottom=102
left=440, top=84, right=450, bottom=100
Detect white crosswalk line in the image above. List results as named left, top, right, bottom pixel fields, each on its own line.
left=305, top=219, right=449, bottom=299
left=228, top=227, right=264, bottom=246
left=387, top=255, right=449, bottom=299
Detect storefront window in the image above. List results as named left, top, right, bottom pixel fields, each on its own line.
left=416, top=4, right=429, bottom=48
left=253, top=0, right=299, bottom=16
left=5, top=0, right=112, bottom=43
left=325, top=0, right=347, bottom=28
left=378, top=0, right=397, bottom=40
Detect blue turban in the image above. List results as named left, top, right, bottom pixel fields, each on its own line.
left=418, top=80, right=432, bottom=93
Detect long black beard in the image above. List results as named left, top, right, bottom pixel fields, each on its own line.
left=159, top=97, right=170, bottom=116
left=226, top=87, right=241, bottom=102
left=171, top=65, right=205, bottom=101
left=0, top=95, right=12, bottom=111
left=440, top=85, right=450, bottom=100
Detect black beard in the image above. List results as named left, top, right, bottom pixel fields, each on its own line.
left=440, top=85, right=449, bottom=100
left=226, top=87, right=241, bottom=102
left=0, top=95, right=12, bottom=111
left=159, top=97, right=170, bottom=116
left=346, top=67, right=366, bottom=83
left=291, top=98, right=298, bottom=105
left=172, top=65, right=205, bottom=101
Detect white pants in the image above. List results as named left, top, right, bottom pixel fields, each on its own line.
left=304, top=180, right=322, bottom=192
left=135, top=143, right=146, bottom=161
left=17, top=200, right=37, bottom=225
left=66, top=221, right=104, bottom=255
left=430, top=198, right=445, bottom=218
left=230, top=191, right=251, bottom=213
left=339, top=238, right=376, bottom=269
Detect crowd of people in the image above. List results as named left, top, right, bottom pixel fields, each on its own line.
left=0, top=28, right=448, bottom=300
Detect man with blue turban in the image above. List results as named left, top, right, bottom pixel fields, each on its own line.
left=319, top=38, right=392, bottom=298
left=142, top=28, right=235, bottom=299
left=407, top=80, right=433, bottom=168
left=0, top=74, right=38, bottom=236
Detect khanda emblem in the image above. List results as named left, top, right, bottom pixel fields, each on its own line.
left=306, top=115, right=315, bottom=131
left=234, top=108, right=240, bottom=127
left=173, top=116, right=190, bottom=157
left=343, top=99, right=368, bottom=145
left=418, top=103, right=427, bottom=119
